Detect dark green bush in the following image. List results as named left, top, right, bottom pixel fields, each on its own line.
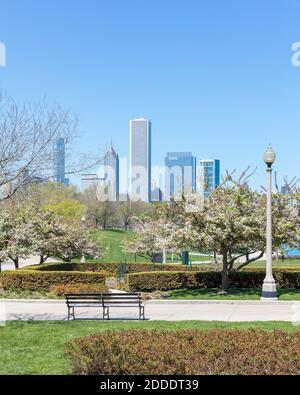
left=127, top=270, right=300, bottom=292
left=65, top=329, right=300, bottom=375
left=0, top=270, right=106, bottom=291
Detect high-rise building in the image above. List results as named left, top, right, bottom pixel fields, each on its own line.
left=129, top=118, right=151, bottom=202
left=100, top=144, right=119, bottom=201
left=54, top=137, right=69, bottom=186
left=164, top=152, right=196, bottom=200
left=199, top=159, right=220, bottom=198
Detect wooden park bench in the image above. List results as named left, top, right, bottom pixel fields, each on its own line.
left=65, top=292, right=145, bottom=320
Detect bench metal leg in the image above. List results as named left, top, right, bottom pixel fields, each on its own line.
left=139, top=306, right=145, bottom=320
left=67, top=306, right=75, bottom=320
left=103, top=306, right=110, bottom=320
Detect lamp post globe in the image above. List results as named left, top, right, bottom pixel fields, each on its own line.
left=263, top=144, right=276, bottom=168
left=261, top=144, right=277, bottom=299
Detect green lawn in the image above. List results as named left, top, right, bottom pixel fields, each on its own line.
left=75, top=229, right=300, bottom=269
left=169, top=288, right=300, bottom=300
left=248, top=259, right=300, bottom=269
left=1, top=320, right=300, bottom=375
left=91, top=229, right=150, bottom=263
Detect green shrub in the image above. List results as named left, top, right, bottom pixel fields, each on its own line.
left=65, top=329, right=300, bottom=375
left=49, top=283, right=108, bottom=296
left=127, top=270, right=300, bottom=292
left=0, top=270, right=107, bottom=291
left=22, top=261, right=211, bottom=274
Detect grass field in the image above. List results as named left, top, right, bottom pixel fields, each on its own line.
left=88, top=230, right=300, bottom=268
left=1, top=320, right=300, bottom=375
left=87, top=229, right=183, bottom=263
left=248, top=259, right=300, bottom=268
left=168, top=288, right=300, bottom=300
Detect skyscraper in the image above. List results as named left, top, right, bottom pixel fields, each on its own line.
left=129, top=118, right=151, bottom=202
left=100, top=144, right=119, bottom=201
left=199, top=159, right=220, bottom=198
left=164, top=152, right=196, bottom=200
left=54, top=137, right=69, bottom=186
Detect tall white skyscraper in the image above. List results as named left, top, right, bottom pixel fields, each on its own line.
left=129, top=118, right=151, bottom=202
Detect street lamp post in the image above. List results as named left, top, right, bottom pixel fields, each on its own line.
left=81, top=215, right=86, bottom=264
left=261, top=144, right=278, bottom=300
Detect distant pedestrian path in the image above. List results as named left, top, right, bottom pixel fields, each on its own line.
left=1, top=256, right=61, bottom=271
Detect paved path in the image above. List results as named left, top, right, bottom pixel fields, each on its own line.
left=1, top=256, right=61, bottom=271
left=1, top=299, right=300, bottom=322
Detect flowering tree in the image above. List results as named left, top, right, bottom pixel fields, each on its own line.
left=53, top=227, right=101, bottom=262
left=179, top=186, right=298, bottom=289
left=122, top=199, right=186, bottom=261
left=0, top=207, right=102, bottom=267
left=28, top=208, right=101, bottom=263
left=126, top=184, right=298, bottom=290
left=0, top=210, right=33, bottom=270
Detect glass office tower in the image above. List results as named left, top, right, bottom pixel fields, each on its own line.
left=54, top=137, right=69, bottom=186
left=164, top=152, right=196, bottom=200
left=130, top=118, right=151, bottom=202
left=199, top=159, right=220, bottom=198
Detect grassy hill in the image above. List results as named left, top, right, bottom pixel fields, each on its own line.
left=91, top=229, right=150, bottom=263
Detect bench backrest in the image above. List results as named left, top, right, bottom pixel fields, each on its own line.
left=65, top=294, right=103, bottom=304
left=65, top=292, right=142, bottom=305
left=101, top=292, right=142, bottom=305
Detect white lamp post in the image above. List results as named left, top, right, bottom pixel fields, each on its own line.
left=80, top=215, right=86, bottom=264
left=261, top=144, right=278, bottom=299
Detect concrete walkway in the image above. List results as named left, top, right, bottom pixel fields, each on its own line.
left=1, top=256, right=61, bottom=271
left=1, top=299, right=300, bottom=322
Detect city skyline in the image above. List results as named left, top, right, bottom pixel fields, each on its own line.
left=79, top=118, right=221, bottom=201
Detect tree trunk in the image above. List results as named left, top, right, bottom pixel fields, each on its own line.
left=14, top=258, right=19, bottom=270
left=39, top=255, right=48, bottom=264
left=221, top=251, right=229, bottom=291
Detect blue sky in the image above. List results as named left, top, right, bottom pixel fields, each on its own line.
left=0, top=0, right=300, bottom=190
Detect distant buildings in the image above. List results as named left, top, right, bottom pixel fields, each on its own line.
left=164, top=152, right=196, bottom=200
left=151, top=187, right=163, bottom=202
left=54, top=138, right=69, bottom=186
left=199, top=159, right=220, bottom=198
left=81, top=173, right=103, bottom=191
left=21, top=169, right=45, bottom=191
left=81, top=145, right=119, bottom=202
left=129, top=118, right=151, bottom=202
left=281, top=185, right=289, bottom=195
left=78, top=117, right=221, bottom=203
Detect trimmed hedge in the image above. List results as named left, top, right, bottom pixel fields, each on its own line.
left=0, top=270, right=107, bottom=291
left=22, top=261, right=211, bottom=274
left=65, top=328, right=300, bottom=375
left=49, top=283, right=108, bottom=296
left=127, top=270, right=300, bottom=292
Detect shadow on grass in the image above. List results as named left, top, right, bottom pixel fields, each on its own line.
left=169, top=288, right=300, bottom=300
